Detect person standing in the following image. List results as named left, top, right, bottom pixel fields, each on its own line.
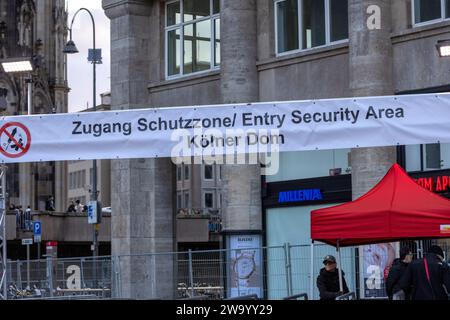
left=45, top=196, right=55, bottom=211
left=25, top=205, right=32, bottom=231
left=386, top=247, right=413, bottom=299
left=400, top=245, right=450, bottom=300
left=66, top=201, right=76, bottom=213
left=75, top=200, right=84, bottom=214
left=317, top=255, right=350, bottom=300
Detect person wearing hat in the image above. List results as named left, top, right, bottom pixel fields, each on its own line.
left=317, top=254, right=349, bottom=300
left=386, top=246, right=413, bottom=300
left=399, top=245, right=450, bottom=300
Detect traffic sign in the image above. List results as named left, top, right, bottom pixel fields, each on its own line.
left=22, top=238, right=33, bottom=245
left=33, top=221, right=41, bottom=235
left=88, top=201, right=101, bottom=224
left=34, top=235, right=41, bottom=243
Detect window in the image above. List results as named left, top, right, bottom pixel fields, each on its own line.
left=405, top=143, right=450, bottom=171
left=177, top=165, right=182, bottom=181
left=413, top=0, right=450, bottom=25
left=275, top=0, right=348, bottom=55
left=184, top=192, right=190, bottom=208
left=177, top=193, right=182, bottom=209
left=184, top=164, right=190, bottom=180
left=329, top=0, right=348, bottom=42
left=204, top=164, right=213, bottom=180
left=276, top=0, right=299, bottom=53
left=204, top=192, right=214, bottom=208
left=266, top=149, right=351, bottom=182
left=166, top=0, right=220, bottom=78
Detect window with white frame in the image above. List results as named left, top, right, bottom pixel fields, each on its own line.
left=166, top=0, right=220, bottom=78
left=275, top=0, right=348, bottom=55
left=413, top=0, right=450, bottom=25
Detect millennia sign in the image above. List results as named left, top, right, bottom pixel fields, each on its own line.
left=1, top=92, right=450, bottom=163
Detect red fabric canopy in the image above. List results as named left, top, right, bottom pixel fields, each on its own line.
left=311, top=163, right=450, bottom=247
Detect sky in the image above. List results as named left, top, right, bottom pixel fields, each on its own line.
left=67, top=0, right=110, bottom=113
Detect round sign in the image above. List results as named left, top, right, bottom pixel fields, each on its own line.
left=0, top=122, right=31, bottom=158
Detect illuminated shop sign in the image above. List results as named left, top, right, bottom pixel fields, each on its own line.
left=415, top=175, right=450, bottom=193
left=278, top=189, right=323, bottom=203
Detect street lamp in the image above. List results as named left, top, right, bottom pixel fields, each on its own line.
left=436, top=40, right=450, bottom=57
left=63, top=8, right=102, bottom=262
left=0, top=57, right=34, bottom=299
left=1, top=58, right=34, bottom=115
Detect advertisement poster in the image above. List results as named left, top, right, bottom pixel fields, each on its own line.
left=226, top=234, right=263, bottom=298
left=359, top=243, right=398, bottom=299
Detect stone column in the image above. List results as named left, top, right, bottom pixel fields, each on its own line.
left=54, top=162, right=67, bottom=212
left=220, top=0, right=262, bottom=232
left=349, top=0, right=396, bottom=199
left=103, top=0, right=174, bottom=299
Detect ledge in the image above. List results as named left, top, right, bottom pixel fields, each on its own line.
left=256, top=42, right=349, bottom=72
left=148, top=70, right=221, bottom=94
left=392, top=21, right=450, bottom=44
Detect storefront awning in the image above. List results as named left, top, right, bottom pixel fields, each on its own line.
left=311, top=164, right=450, bottom=247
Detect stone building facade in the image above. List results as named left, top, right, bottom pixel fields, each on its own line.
left=102, top=0, right=450, bottom=298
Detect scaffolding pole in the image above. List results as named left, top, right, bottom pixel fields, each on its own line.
left=0, top=165, right=7, bottom=300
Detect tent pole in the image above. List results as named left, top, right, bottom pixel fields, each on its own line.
left=337, top=240, right=344, bottom=293
left=310, top=240, right=314, bottom=300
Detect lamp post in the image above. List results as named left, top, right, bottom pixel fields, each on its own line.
left=0, top=57, right=34, bottom=299
left=63, top=8, right=102, bottom=273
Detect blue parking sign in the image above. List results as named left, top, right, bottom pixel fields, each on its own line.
left=33, top=221, right=41, bottom=236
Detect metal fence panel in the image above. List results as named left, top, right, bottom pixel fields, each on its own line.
left=5, top=241, right=449, bottom=300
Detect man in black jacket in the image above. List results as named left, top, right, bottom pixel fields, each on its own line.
left=399, top=245, right=450, bottom=300
left=317, top=255, right=349, bottom=300
left=386, top=247, right=413, bottom=299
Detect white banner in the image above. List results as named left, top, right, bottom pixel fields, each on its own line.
left=1, top=93, right=450, bottom=163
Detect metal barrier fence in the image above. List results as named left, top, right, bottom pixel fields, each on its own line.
left=5, top=240, right=450, bottom=300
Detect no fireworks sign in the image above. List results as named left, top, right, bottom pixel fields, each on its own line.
left=0, top=122, right=31, bottom=158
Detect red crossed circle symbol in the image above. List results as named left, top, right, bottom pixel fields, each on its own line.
left=0, top=122, right=31, bottom=158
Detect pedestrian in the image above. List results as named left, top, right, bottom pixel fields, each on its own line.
left=25, top=205, right=32, bottom=231
left=75, top=200, right=83, bottom=214
left=14, top=206, right=21, bottom=230
left=317, top=254, right=349, bottom=300
left=18, top=205, right=25, bottom=229
left=45, top=196, right=55, bottom=211
left=386, top=246, right=413, bottom=300
left=66, top=201, right=76, bottom=213
left=400, top=245, right=450, bottom=300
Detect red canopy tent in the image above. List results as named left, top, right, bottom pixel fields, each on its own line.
left=310, top=163, right=450, bottom=294
left=311, top=163, right=450, bottom=247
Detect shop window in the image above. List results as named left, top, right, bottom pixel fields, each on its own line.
left=166, top=0, right=220, bottom=78
left=413, top=0, right=447, bottom=25
left=275, top=0, right=348, bottom=55
left=266, top=149, right=351, bottom=182
left=405, top=143, right=450, bottom=171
